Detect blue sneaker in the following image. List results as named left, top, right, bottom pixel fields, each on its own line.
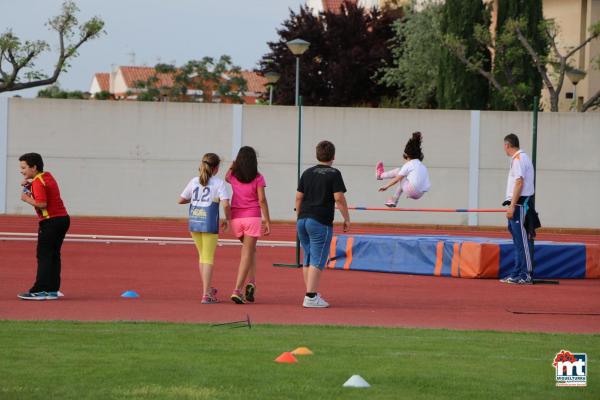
left=46, top=292, right=59, bottom=300
left=499, top=276, right=519, bottom=284
left=17, top=292, right=47, bottom=301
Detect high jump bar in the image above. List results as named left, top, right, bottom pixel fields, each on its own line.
left=346, top=206, right=505, bottom=213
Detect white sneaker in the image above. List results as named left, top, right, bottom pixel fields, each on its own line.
left=303, top=293, right=330, bottom=308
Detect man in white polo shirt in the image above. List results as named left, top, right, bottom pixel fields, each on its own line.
left=501, top=133, right=538, bottom=285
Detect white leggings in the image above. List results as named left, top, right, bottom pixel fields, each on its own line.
left=381, top=168, right=423, bottom=200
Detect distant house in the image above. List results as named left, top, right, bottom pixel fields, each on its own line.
left=90, top=73, right=110, bottom=95
left=89, top=66, right=267, bottom=104
left=306, top=0, right=404, bottom=14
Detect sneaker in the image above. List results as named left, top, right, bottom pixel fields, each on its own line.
left=499, top=276, right=519, bottom=284
left=385, top=197, right=398, bottom=208
left=57, top=291, right=65, bottom=297
left=231, top=290, right=246, bottom=304
left=201, top=294, right=219, bottom=304
left=517, top=278, right=533, bottom=285
left=209, top=287, right=218, bottom=297
left=46, top=291, right=59, bottom=300
left=303, top=293, right=330, bottom=308
left=245, top=283, right=255, bottom=303
left=376, top=161, right=384, bottom=180
left=17, top=292, right=47, bottom=301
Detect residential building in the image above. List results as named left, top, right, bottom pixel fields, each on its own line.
left=89, top=66, right=267, bottom=104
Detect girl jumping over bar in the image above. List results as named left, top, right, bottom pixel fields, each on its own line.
left=376, top=131, right=431, bottom=207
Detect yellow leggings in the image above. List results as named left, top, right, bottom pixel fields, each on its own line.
left=190, top=232, right=218, bottom=264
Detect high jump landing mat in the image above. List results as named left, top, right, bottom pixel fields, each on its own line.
left=327, top=234, right=600, bottom=279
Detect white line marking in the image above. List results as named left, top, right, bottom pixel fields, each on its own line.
left=0, top=232, right=296, bottom=247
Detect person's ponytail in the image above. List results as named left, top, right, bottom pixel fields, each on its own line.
left=199, top=153, right=220, bottom=186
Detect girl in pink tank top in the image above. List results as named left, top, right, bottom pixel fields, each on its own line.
left=226, top=146, right=271, bottom=304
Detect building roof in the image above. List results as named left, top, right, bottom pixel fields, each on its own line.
left=94, top=73, right=110, bottom=92
left=323, top=0, right=357, bottom=13
left=119, top=66, right=175, bottom=88
left=241, top=71, right=268, bottom=93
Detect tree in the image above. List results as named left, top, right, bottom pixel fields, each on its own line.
left=582, top=56, right=600, bottom=111
left=258, top=6, right=324, bottom=106
left=258, top=2, right=397, bottom=107
left=437, top=0, right=490, bottom=110
left=0, top=1, right=105, bottom=93
left=93, top=90, right=111, bottom=100
left=513, top=19, right=600, bottom=112
left=37, top=84, right=86, bottom=99
left=379, top=1, right=443, bottom=109
left=442, top=5, right=599, bottom=111
left=132, top=56, right=248, bottom=103
left=491, top=0, right=547, bottom=110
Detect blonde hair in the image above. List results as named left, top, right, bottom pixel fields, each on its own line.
left=199, top=153, right=220, bottom=186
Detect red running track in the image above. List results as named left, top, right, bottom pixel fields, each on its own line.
left=1, top=215, right=599, bottom=333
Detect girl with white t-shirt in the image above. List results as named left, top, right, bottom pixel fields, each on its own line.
left=376, top=131, right=431, bottom=207
left=178, top=153, right=231, bottom=304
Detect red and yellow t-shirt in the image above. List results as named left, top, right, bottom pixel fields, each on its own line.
left=30, top=172, right=68, bottom=220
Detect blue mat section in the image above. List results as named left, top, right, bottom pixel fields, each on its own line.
left=328, top=234, right=593, bottom=279
left=499, top=242, right=587, bottom=279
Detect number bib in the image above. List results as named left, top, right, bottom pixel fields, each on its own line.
left=188, top=202, right=220, bottom=233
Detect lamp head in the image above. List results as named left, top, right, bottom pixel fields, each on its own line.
left=286, top=38, right=310, bottom=56
left=264, top=71, right=281, bottom=84
left=566, top=68, right=586, bottom=85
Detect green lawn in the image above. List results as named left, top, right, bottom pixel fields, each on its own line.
left=0, top=321, right=597, bottom=399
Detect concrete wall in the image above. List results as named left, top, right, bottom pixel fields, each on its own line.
left=1, top=98, right=599, bottom=228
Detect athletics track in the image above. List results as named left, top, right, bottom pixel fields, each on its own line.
left=1, top=215, right=599, bottom=334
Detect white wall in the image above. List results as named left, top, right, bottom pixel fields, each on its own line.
left=3, top=98, right=600, bottom=228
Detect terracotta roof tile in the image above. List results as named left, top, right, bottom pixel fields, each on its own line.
left=94, top=73, right=110, bottom=92
left=241, top=71, right=267, bottom=93
left=323, top=0, right=357, bottom=13
left=119, top=66, right=175, bottom=88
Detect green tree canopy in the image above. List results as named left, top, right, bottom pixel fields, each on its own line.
left=379, top=1, right=443, bottom=109
left=0, top=1, right=104, bottom=93
left=37, top=84, right=86, bottom=99
left=437, top=0, right=491, bottom=110
left=490, top=0, right=547, bottom=110
left=132, top=56, right=248, bottom=103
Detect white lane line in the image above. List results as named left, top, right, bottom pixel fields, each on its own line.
left=0, top=232, right=296, bottom=247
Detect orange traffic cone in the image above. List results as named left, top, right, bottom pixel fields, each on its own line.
left=291, top=347, right=314, bottom=355
left=274, top=352, right=298, bottom=363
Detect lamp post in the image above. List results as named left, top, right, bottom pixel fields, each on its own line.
left=286, top=38, right=310, bottom=106
left=566, top=68, right=586, bottom=111
left=273, top=38, right=310, bottom=268
left=264, top=71, right=280, bottom=105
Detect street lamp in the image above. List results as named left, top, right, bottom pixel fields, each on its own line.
left=286, top=38, right=310, bottom=106
left=566, top=68, right=586, bottom=111
left=264, top=71, right=280, bottom=106
left=273, top=38, right=310, bottom=268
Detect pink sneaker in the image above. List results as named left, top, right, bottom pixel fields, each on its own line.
left=385, top=197, right=398, bottom=208
left=376, top=161, right=384, bottom=180
left=201, top=294, right=219, bottom=304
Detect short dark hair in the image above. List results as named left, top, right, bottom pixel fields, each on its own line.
left=316, top=140, right=335, bottom=162
left=19, top=153, right=44, bottom=172
left=504, top=133, right=520, bottom=148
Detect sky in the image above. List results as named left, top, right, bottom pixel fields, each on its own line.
left=0, top=0, right=306, bottom=97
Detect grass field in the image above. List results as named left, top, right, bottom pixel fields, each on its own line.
left=0, top=320, right=598, bottom=399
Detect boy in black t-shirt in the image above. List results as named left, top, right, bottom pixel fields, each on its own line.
left=296, top=140, right=350, bottom=308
